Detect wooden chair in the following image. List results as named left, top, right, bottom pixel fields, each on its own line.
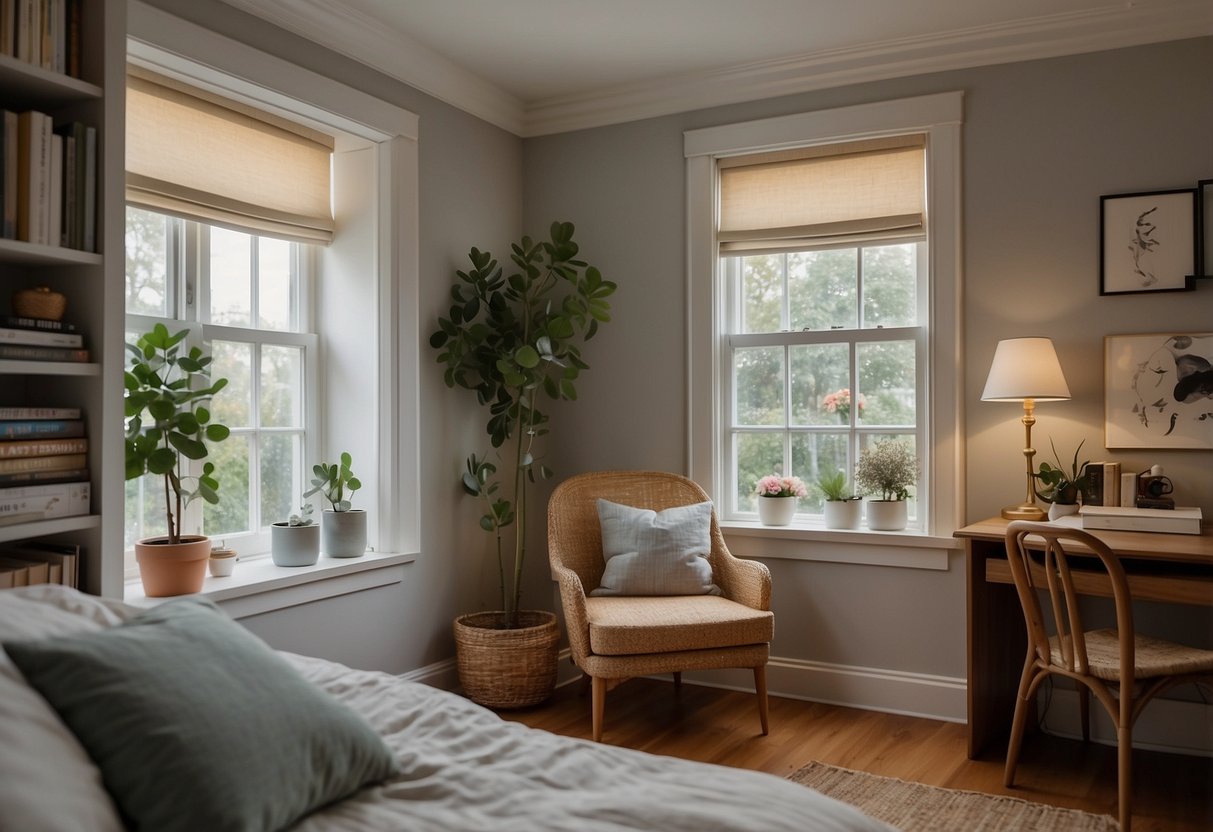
left=1002, top=521, right=1213, bottom=830
left=547, top=471, right=773, bottom=742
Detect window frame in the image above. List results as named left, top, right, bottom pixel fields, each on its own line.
left=684, top=92, right=964, bottom=540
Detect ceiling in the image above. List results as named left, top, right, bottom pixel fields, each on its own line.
left=217, top=0, right=1212, bottom=136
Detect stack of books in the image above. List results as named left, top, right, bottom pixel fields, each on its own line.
left=1080, top=505, right=1204, bottom=536
left=0, top=407, right=88, bottom=524
left=0, top=540, right=79, bottom=588
left=0, top=0, right=84, bottom=77
left=1, top=109, right=97, bottom=251
left=0, top=315, right=87, bottom=361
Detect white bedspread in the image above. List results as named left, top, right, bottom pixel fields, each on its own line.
left=1, top=586, right=889, bottom=832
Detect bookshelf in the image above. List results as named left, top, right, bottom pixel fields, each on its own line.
left=0, top=3, right=125, bottom=596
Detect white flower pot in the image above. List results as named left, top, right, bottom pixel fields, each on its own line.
left=322, top=509, right=367, bottom=558
left=1048, top=502, right=1080, bottom=521
left=758, top=496, right=797, bottom=526
left=823, top=499, right=862, bottom=530
left=865, top=499, right=908, bottom=531
left=271, top=522, right=320, bottom=566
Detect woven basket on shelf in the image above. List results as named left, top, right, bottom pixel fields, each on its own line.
left=453, top=610, right=559, bottom=709
left=12, top=286, right=67, bottom=321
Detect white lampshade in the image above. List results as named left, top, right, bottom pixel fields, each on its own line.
left=981, top=337, right=1071, bottom=402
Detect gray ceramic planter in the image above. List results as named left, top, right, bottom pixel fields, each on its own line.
left=270, top=523, right=320, bottom=566
left=322, top=509, right=367, bottom=558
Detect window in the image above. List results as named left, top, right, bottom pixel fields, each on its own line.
left=124, top=208, right=318, bottom=566
left=685, top=93, right=963, bottom=538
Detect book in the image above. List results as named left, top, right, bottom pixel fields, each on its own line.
left=2, top=110, right=16, bottom=238
left=0, top=406, right=80, bottom=419
left=0, top=436, right=87, bottom=457
left=1080, top=505, right=1204, bottom=536
left=0, top=315, right=77, bottom=332
left=0, top=561, right=27, bottom=587
left=0, top=2, right=13, bottom=58
left=0, top=452, right=86, bottom=474
left=16, top=110, right=50, bottom=244
left=0, top=325, right=82, bottom=347
left=0, top=418, right=84, bottom=438
left=1101, top=462, right=1120, bottom=507
left=0, top=466, right=87, bottom=485
left=0, top=343, right=89, bottom=362
left=81, top=123, right=94, bottom=251
left=1119, top=471, right=1138, bottom=508
left=1081, top=462, right=1104, bottom=506
left=0, top=540, right=79, bottom=587
left=48, top=131, right=61, bottom=246
left=0, top=555, right=47, bottom=583
left=0, top=480, right=89, bottom=526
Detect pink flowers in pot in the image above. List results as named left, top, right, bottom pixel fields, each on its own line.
left=755, top=474, right=808, bottom=499
left=821, top=387, right=865, bottom=420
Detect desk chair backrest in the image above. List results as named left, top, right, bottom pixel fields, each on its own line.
left=1004, top=521, right=1136, bottom=686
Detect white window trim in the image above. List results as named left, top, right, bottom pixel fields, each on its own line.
left=685, top=92, right=964, bottom=551
left=125, top=3, right=421, bottom=595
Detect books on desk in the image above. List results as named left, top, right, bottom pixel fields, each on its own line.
left=1080, top=505, right=1203, bottom=536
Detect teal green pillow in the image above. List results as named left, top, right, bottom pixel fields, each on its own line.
left=4, top=597, right=398, bottom=832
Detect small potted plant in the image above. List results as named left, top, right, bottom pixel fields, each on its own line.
left=816, top=469, right=861, bottom=530
left=124, top=323, right=231, bottom=596
left=855, top=439, right=918, bottom=531
left=754, top=473, right=808, bottom=526
left=304, top=452, right=365, bottom=558
left=270, top=503, right=320, bottom=566
left=1033, top=438, right=1089, bottom=521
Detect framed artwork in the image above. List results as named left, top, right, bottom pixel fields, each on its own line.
left=1198, top=179, right=1212, bottom=279
left=1100, top=189, right=1197, bottom=295
left=1105, top=332, right=1213, bottom=450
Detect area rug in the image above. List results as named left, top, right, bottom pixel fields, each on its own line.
left=788, top=761, right=1118, bottom=831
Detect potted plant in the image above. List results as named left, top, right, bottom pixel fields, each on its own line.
left=754, top=473, right=807, bottom=526
left=1033, top=438, right=1089, bottom=521
left=855, top=439, right=918, bottom=531
left=816, top=469, right=861, bottom=530
left=430, top=221, right=615, bottom=708
left=124, top=323, right=231, bottom=596
left=304, top=453, right=365, bottom=558
left=270, top=503, right=320, bottom=566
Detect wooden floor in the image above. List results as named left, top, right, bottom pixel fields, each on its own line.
left=502, top=677, right=1213, bottom=832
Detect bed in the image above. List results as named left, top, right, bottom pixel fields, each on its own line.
left=0, top=585, right=889, bottom=832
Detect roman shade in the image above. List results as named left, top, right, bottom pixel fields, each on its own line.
left=126, top=68, right=335, bottom=245
left=718, top=135, right=925, bottom=254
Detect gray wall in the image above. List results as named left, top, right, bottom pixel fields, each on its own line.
left=523, top=38, right=1213, bottom=684
left=141, top=0, right=522, bottom=673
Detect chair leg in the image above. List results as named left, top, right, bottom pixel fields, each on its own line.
left=1118, top=724, right=1133, bottom=832
left=591, top=676, right=607, bottom=743
left=754, top=665, right=769, bottom=736
left=1004, top=657, right=1039, bottom=787
left=1079, top=685, right=1091, bottom=742
left=673, top=671, right=682, bottom=692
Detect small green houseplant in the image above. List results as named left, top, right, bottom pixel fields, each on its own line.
left=855, top=439, right=919, bottom=531
left=1033, top=439, right=1089, bottom=519
left=124, top=323, right=230, bottom=595
left=430, top=221, right=615, bottom=708
left=816, top=468, right=861, bottom=530
left=305, top=452, right=365, bottom=557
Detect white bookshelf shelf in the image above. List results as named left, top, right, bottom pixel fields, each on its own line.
left=0, top=513, right=100, bottom=544
left=0, top=52, right=102, bottom=105
left=0, top=238, right=102, bottom=265
left=0, top=359, right=100, bottom=376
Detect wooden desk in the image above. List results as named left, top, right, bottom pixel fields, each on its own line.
left=954, top=516, right=1213, bottom=759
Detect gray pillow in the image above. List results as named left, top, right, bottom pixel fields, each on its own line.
left=591, top=498, right=721, bottom=596
left=3, top=597, right=398, bottom=832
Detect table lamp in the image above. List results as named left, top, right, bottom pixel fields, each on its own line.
left=981, top=337, right=1071, bottom=521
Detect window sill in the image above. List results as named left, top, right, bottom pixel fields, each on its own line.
left=124, top=550, right=417, bottom=619
left=721, top=521, right=961, bottom=570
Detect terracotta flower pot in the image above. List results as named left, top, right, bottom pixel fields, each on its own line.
left=135, top=535, right=211, bottom=596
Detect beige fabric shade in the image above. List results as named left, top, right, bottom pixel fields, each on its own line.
left=718, top=136, right=925, bottom=254
left=981, top=337, right=1072, bottom=402
left=126, top=70, right=334, bottom=245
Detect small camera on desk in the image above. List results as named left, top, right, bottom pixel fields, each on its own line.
left=1135, top=468, right=1175, bottom=510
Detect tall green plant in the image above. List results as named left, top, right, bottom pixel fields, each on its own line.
left=124, top=324, right=231, bottom=544
left=430, top=222, right=616, bottom=628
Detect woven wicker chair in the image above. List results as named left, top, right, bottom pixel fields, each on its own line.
left=547, top=471, right=774, bottom=742
left=1003, top=521, right=1213, bottom=831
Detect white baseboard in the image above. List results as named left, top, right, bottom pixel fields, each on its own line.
left=399, top=656, right=459, bottom=690
left=1042, top=687, right=1213, bottom=757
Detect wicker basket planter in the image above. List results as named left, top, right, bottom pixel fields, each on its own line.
left=453, top=610, right=559, bottom=709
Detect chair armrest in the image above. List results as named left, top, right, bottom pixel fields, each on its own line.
left=551, top=562, right=593, bottom=661
left=714, top=550, right=771, bottom=611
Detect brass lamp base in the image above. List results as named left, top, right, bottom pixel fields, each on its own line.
left=1000, top=503, right=1047, bottom=521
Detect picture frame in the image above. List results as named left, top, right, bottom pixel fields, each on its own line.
left=1105, top=332, right=1213, bottom=450
left=1099, top=189, right=1197, bottom=295
left=1197, top=179, right=1212, bottom=279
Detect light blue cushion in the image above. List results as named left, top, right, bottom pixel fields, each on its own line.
left=591, top=498, right=721, bottom=596
left=4, top=597, right=398, bottom=832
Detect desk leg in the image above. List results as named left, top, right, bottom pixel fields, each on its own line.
left=967, top=538, right=1028, bottom=759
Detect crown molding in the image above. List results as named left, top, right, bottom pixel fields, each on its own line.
left=217, top=0, right=526, bottom=135
left=219, top=0, right=1211, bottom=138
